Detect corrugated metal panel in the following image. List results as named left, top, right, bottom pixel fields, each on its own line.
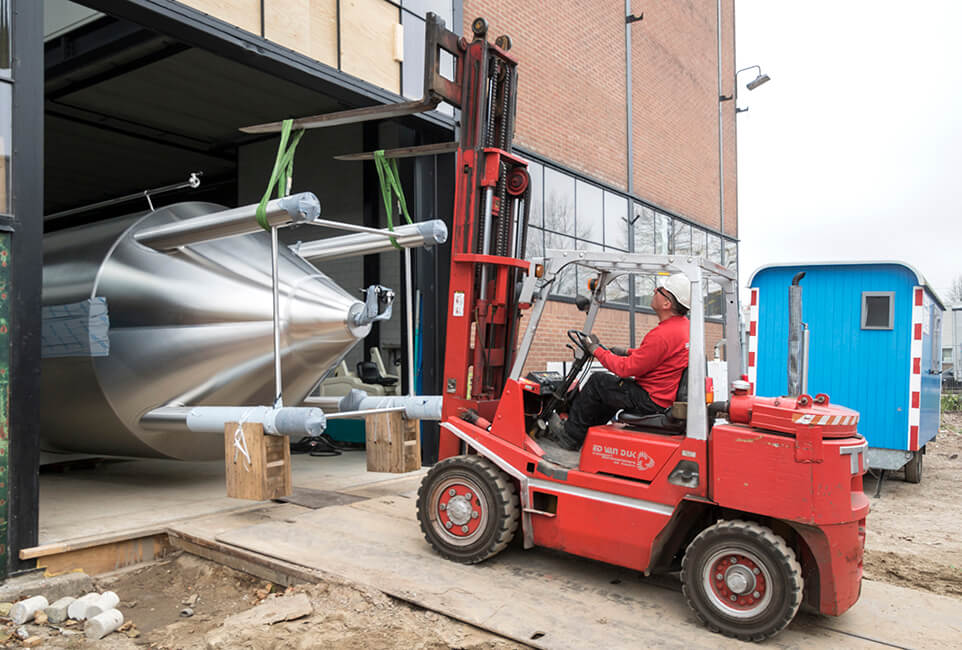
left=751, top=264, right=917, bottom=452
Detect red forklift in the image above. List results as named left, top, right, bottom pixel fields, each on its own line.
left=247, top=13, right=869, bottom=642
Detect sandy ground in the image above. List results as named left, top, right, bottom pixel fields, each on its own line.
left=3, top=414, right=960, bottom=648
left=862, top=411, right=962, bottom=598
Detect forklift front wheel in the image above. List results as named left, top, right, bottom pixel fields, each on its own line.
left=681, top=520, right=803, bottom=642
left=417, top=455, right=520, bottom=564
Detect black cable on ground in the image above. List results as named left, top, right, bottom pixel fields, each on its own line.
left=290, top=433, right=365, bottom=457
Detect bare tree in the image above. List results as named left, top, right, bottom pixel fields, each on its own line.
left=950, top=274, right=962, bottom=306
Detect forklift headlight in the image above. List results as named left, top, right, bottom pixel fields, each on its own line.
left=534, top=263, right=544, bottom=278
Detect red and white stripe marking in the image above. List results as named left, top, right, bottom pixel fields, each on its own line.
left=907, top=286, right=923, bottom=451
left=747, top=288, right=759, bottom=395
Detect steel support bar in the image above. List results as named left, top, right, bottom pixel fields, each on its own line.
left=141, top=406, right=327, bottom=436
left=45, top=172, right=201, bottom=221
left=295, top=220, right=447, bottom=263
left=134, top=192, right=320, bottom=251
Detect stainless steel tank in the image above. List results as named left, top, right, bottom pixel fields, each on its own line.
left=42, top=201, right=370, bottom=460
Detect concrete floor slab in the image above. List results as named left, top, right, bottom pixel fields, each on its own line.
left=38, top=452, right=422, bottom=545
left=207, top=494, right=962, bottom=649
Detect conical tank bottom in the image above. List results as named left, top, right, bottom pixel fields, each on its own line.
left=41, top=203, right=369, bottom=460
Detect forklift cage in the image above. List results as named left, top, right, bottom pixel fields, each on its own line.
left=511, top=251, right=742, bottom=441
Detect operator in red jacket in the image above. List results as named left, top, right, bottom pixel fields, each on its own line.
left=547, top=274, right=691, bottom=451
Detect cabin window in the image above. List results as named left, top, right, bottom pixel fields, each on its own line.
left=861, top=292, right=894, bottom=330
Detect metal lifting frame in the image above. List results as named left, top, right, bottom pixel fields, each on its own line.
left=241, top=15, right=531, bottom=458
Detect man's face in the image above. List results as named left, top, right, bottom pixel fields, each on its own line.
left=651, top=287, right=670, bottom=311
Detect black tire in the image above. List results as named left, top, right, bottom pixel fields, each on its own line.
left=416, top=455, right=520, bottom=564
left=904, top=449, right=923, bottom=484
left=681, top=520, right=803, bottom=642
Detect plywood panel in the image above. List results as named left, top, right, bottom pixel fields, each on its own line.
left=265, top=0, right=338, bottom=68
left=34, top=534, right=173, bottom=577
left=340, top=0, right=400, bottom=93
left=178, top=0, right=262, bottom=36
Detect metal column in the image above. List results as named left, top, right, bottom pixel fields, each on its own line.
left=8, top=0, right=44, bottom=575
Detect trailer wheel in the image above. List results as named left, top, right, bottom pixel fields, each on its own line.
left=681, top=520, right=803, bottom=642
left=904, top=449, right=923, bottom=484
left=417, top=455, right=519, bottom=564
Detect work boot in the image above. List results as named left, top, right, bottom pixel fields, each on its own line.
left=545, top=413, right=580, bottom=451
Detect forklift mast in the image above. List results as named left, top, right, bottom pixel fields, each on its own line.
left=430, top=17, right=531, bottom=458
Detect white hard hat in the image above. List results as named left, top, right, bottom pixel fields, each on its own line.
left=660, top=274, right=691, bottom=309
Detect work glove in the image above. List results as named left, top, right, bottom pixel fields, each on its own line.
left=609, top=346, right=629, bottom=357
left=581, top=333, right=601, bottom=354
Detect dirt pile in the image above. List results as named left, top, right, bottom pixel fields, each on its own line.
left=24, top=553, right=518, bottom=649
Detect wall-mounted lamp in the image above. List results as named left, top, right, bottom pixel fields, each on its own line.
left=719, top=65, right=772, bottom=113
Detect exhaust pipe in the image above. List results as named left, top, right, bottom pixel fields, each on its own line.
left=787, top=272, right=805, bottom=396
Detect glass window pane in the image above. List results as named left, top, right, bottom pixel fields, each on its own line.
left=403, top=0, right=453, bottom=24
left=708, top=234, right=722, bottom=264
left=576, top=240, right=604, bottom=299
left=673, top=220, right=691, bottom=255
left=634, top=274, right=656, bottom=310
left=633, top=203, right=654, bottom=254
left=525, top=225, right=544, bottom=259
left=724, top=240, right=737, bottom=273
left=544, top=167, right=575, bottom=236
left=526, top=161, right=543, bottom=227
left=576, top=179, right=603, bottom=244
left=654, top=212, right=670, bottom=254
left=691, top=228, right=707, bottom=259
left=603, top=191, right=628, bottom=251
left=707, top=280, right=724, bottom=318
left=0, top=82, right=9, bottom=213
left=401, top=13, right=426, bottom=99
left=546, top=231, right=576, bottom=297
left=0, top=0, right=9, bottom=79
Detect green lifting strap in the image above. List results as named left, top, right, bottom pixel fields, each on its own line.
left=373, top=150, right=413, bottom=248
left=256, top=119, right=306, bottom=231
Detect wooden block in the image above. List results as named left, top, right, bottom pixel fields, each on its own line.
left=365, top=413, right=421, bottom=473
left=224, top=422, right=292, bottom=501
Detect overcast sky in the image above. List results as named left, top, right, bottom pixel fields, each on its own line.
left=734, top=0, right=962, bottom=304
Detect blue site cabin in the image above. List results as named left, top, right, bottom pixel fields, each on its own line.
left=748, top=262, right=944, bottom=481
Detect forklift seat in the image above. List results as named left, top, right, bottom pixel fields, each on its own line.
left=614, top=368, right=688, bottom=435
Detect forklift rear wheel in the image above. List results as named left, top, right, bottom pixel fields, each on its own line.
left=904, top=449, right=923, bottom=484
left=681, top=520, right=803, bottom=642
left=417, top=455, right=520, bottom=564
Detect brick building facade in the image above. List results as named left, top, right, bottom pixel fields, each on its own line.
left=464, top=1, right=736, bottom=371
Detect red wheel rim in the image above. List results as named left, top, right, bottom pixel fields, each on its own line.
left=702, top=548, right=773, bottom=618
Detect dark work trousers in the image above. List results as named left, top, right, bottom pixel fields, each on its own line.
left=563, top=372, right=668, bottom=446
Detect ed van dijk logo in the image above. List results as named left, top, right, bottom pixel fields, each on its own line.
left=592, top=444, right=656, bottom=471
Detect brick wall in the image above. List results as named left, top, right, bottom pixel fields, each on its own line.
left=463, top=0, right=737, bottom=235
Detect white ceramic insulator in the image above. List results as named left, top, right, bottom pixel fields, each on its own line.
left=68, top=593, right=100, bottom=620
left=10, top=596, right=48, bottom=625
left=85, top=608, right=125, bottom=640
left=84, top=591, right=120, bottom=619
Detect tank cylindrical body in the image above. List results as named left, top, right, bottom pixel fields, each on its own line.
left=42, top=202, right=369, bottom=460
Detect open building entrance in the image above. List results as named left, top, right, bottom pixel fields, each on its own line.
left=28, top=0, right=455, bottom=567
